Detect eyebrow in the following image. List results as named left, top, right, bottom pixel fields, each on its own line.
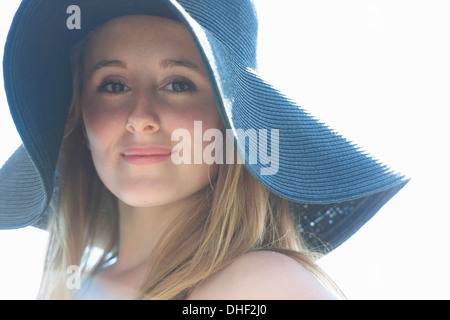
left=90, top=58, right=205, bottom=76
left=91, top=59, right=126, bottom=74
left=160, top=59, right=205, bottom=75
left=160, top=58, right=199, bottom=70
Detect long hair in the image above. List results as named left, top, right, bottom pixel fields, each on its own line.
left=37, top=31, right=342, bottom=300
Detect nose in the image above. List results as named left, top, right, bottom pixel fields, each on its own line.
left=126, top=90, right=161, bottom=134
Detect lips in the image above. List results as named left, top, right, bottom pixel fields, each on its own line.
left=120, top=146, right=174, bottom=165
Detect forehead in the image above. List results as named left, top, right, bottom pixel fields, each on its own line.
left=83, top=15, right=197, bottom=60
left=91, top=14, right=186, bottom=35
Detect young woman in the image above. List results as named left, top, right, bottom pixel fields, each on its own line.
left=0, top=0, right=408, bottom=299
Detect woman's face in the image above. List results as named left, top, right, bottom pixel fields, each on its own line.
left=81, top=15, right=221, bottom=208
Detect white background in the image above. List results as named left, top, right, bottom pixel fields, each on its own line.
left=1, top=0, right=449, bottom=299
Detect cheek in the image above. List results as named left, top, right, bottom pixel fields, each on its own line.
left=169, top=95, right=221, bottom=131
left=81, top=98, right=126, bottom=147
left=199, top=95, right=221, bottom=128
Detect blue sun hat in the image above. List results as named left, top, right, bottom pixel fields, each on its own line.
left=0, top=0, right=408, bottom=253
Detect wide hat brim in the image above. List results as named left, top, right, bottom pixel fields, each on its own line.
left=1, top=0, right=408, bottom=253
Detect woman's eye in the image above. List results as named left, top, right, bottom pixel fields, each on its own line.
left=164, top=80, right=196, bottom=93
left=98, top=82, right=130, bottom=94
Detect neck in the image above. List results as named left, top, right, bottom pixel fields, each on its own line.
left=112, top=196, right=193, bottom=275
left=86, top=196, right=197, bottom=300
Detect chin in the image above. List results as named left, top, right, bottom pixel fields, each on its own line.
left=117, top=191, right=171, bottom=208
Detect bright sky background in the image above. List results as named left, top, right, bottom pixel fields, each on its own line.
left=1, top=0, right=449, bottom=299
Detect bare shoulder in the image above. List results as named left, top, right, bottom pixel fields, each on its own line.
left=189, top=251, right=338, bottom=300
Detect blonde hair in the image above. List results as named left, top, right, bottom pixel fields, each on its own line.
left=37, top=32, right=342, bottom=300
